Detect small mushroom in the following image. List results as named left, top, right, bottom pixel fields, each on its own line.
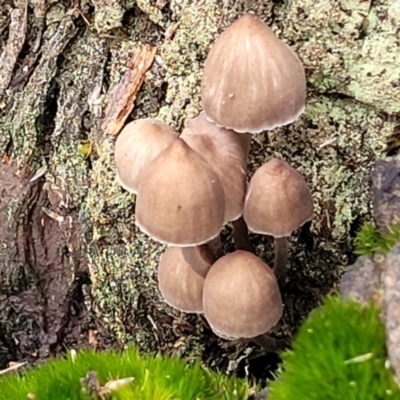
left=135, top=138, right=225, bottom=246
left=243, top=158, right=313, bottom=286
left=203, top=250, right=282, bottom=339
left=158, top=247, right=204, bottom=313
left=114, top=118, right=178, bottom=194
left=201, top=14, right=306, bottom=133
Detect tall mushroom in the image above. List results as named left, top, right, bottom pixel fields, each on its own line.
left=243, top=158, right=313, bottom=287
left=114, top=118, right=178, bottom=193
left=135, top=138, right=225, bottom=246
left=181, top=113, right=251, bottom=252
left=201, top=14, right=306, bottom=133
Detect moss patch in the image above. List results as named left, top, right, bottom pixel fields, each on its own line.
left=269, top=297, right=399, bottom=400
left=0, top=347, right=252, bottom=399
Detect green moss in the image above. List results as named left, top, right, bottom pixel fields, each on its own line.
left=269, top=297, right=399, bottom=400
left=0, top=347, right=252, bottom=399
left=354, top=223, right=400, bottom=256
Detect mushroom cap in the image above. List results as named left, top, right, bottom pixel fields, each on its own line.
left=184, top=112, right=252, bottom=160
left=243, top=158, right=313, bottom=237
left=114, top=118, right=178, bottom=194
left=158, top=247, right=204, bottom=313
left=201, top=13, right=306, bottom=133
left=203, top=250, right=282, bottom=339
left=181, top=113, right=248, bottom=222
left=135, top=138, right=225, bottom=246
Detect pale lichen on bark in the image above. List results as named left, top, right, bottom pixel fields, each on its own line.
left=0, top=9, right=78, bottom=165
left=281, top=0, right=400, bottom=113
left=0, top=0, right=28, bottom=94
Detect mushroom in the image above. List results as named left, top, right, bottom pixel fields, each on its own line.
left=243, top=158, right=313, bottom=287
left=114, top=118, right=178, bottom=194
left=158, top=247, right=204, bottom=313
left=181, top=113, right=248, bottom=222
left=201, top=14, right=306, bottom=133
left=135, top=138, right=225, bottom=246
left=181, top=113, right=252, bottom=251
left=202, top=250, right=282, bottom=339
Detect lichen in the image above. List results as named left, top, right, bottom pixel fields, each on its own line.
left=155, top=0, right=223, bottom=129
left=91, top=0, right=125, bottom=33
left=0, top=10, right=78, bottom=166
left=49, top=30, right=108, bottom=206
left=279, top=0, right=400, bottom=113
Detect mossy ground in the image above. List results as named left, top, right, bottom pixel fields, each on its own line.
left=0, top=0, right=399, bottom=381
left=269, top=297, right=400, bottom=400
left=0, top=346, right=252, bottom=399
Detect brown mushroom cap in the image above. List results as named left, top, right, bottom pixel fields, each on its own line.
left=158, top=247, right=204, bottom=313
left=114, top=118, right=178, bottom=194
left=181, top=113, right=248, bottom=222
left=243, top=158, right=313, bottom=237
left=203, top=250, right=282, bottom=339
left=135, top=138, right=225, bottom=246
left=183, top=112, right=252, bottom=160
left=201, top=14, right=306, bottom=133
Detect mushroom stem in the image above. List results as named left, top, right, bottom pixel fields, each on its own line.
left=207, top=235, right=225, bottom=259
left=232, top=216, right=253, bottom=252
left=274, top=237, right=288, bottom=287
left=251, top=334, right=288, bottom=352
left=197, top=243, right=217, bottom=266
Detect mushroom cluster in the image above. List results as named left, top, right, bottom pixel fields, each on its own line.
left=113, top=14, right=312, bottom=345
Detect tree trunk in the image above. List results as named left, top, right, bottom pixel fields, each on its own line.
left=0, top=0, right=397, bottom=378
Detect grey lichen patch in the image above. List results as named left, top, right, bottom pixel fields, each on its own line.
left=91, top=0, right=125, bottom=33
left=0, top=0, right=27, bottom=95
left=156, top=0, right=223, bottom=129
left=85, top=138, right=133, bottom=228
left=278, top=0, right=400, bottom=114
left=49, top=31, right=107, bottom=207
left=135, top=0, right=165, bottom=26
left=0, top=12, right=77, bottom=166
left=346, top=0, right=400, bottom=113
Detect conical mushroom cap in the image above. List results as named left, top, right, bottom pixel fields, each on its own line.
left=243, top=158, right=313, bottom=237
left=203, top=250, right=282, bottom=339
left=136, top=138, right=225, bottom=246
left=181, top=113, right=248, bottom=222
left=158, top=247, right=204, bottom=313
left=201, top=14, right=306, bottom=133
left=114, top=118, right=178, bottom=193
